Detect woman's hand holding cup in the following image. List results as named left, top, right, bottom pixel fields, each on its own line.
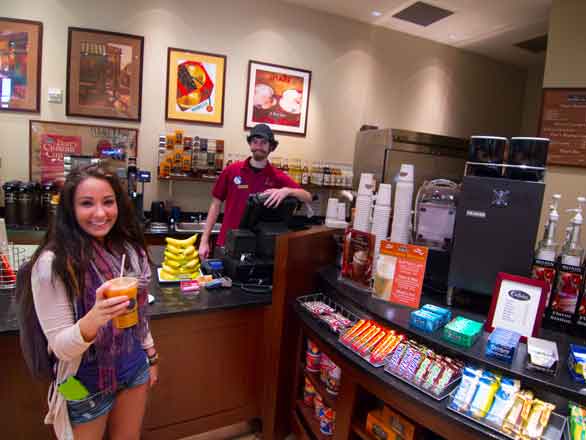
left=79, top=280, right=129, bottom=342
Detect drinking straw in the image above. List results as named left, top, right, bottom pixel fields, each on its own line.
left=120, top=254, right=126, bottom=278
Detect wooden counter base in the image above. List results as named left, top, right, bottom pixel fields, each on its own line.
left=1, top=306, right=267, bottom=439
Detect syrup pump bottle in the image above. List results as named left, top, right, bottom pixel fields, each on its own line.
left=548, top=196, right=586, bottom=326
left=532, top=194, right=561, bottom=308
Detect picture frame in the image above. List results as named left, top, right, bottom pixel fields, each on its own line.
left=29, top=120, right=138, bottom=183
left=486, top=272, right=548, bottom=342
left=66, top=27, right=144, bottom=121
left=244, top=60, right=311, bottom=136
left=0, top=17, right=43, bottom=113
left=165, top=47, right=227, bottom=125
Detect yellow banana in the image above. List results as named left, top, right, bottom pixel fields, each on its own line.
left=164, top=251, right=187, bottom=262
left=162, top=263, right=180, bottom=275
left=166, top=243, right=183, bottom=254
left=183, top=258, right=199, bottom=269
left=163, top=258, right=182, bottom=269
left=182, top=245, right=196, bottom=257
left=160, top=269, right=178, bottom=281
left=165, top=233, right=198, bottom=248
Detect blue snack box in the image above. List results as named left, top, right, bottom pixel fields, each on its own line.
left=410, top=309, right=443, bottom=333
left=421, top=304, right=452, bottom=325
left=485, top=328, right=521, bottom=364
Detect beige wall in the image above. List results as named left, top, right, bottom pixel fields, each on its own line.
left=520, top=62, right=545, bottom=137
left=537, top=0, right=586, bottom=245
left=1, top=0, right=526, bottom=212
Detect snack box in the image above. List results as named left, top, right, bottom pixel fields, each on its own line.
left=380, top=405, right=417, bottom=440
left=568, top=344, right=586, bottom=383
left=409, top=309, right=443, bottom=333
left=421, top=304, right=452, bottom=325
left=442, top=316, right=484, bottom=349
left=366, top=410, right=399, bottom=440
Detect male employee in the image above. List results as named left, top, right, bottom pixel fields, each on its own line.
left=198, top=124, right=312, bottom=258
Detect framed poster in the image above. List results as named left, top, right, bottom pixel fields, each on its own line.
left=66, top=27, right=144, bottom=121
left=29, top=120, right=138, bottom=183
left=486, top=272, right=547, bottom=341
left=244, top=60, right=311, bottom=136
left=539, top=88, right=586, bottom=167
left=0, top=17, right=42, bottom=113
left=165, top=47, right=226, bottom=125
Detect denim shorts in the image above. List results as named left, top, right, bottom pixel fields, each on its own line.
left=67, top=361, right=150, bottom=425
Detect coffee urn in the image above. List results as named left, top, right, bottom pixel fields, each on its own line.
left=3, top=181, right=20, bottom=227
left=17, top=182, right=36, bottom=226
left=41, top=182, right=56, bottom=226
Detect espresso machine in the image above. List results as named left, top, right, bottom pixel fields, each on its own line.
left=447, top=136, right=548, bottom=303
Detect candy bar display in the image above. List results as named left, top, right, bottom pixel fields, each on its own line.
left=339, top=320, right=405, bottom=367
left=569, top=402, right=586, bottom=440
left=448, top=366, right=565, bottom=440
left=567, top=344, right=586, bottom=383
left=303, top=377, right=316, bottom=407
left=384, top=340, right=464, bottom=400
left=442, top=316, right=484, bottom=348
left=485, top=328, right=521, bottom=364
left=526, top=337, right=559, bottom=375
left=299, top=294, right=357, bottom=334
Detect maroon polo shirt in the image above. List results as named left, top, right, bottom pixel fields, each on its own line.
left=212, top=158, right=301, bottom=245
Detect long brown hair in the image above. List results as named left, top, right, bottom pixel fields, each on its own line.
left=28, top=163, right=148, bottom=303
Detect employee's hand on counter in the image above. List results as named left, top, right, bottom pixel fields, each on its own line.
left=262, top=187, right=290, bottom=208
left=198, top=239, right=210, bottom=260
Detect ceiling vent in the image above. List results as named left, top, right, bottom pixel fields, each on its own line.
left=392, top=1, right=454, bottom=27
left=514, top=34, right=548, bottom=53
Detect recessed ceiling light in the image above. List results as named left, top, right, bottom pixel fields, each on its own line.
left=371, top=11, right=383, bottom=17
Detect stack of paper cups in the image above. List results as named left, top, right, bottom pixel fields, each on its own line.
left=337, top=203, right=346, bottom=221
left=354, top=194, right=373, bottom=232
left=358, top=173, right=375, bottom=195
left=375, top=184, right=392, bottom=207
left=390, top=164, right=414, bottom=244
left=371, top=205, right=391, bottom=256
left=326, top=198, right=339, bottom=220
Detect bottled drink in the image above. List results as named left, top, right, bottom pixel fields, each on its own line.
left=302, top=161, right=310, bottom=185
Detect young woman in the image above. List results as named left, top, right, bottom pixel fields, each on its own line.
left=26, top=164, right=158, bottom=439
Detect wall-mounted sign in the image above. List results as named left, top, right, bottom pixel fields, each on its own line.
left=539, top=88, right=586, bottom=167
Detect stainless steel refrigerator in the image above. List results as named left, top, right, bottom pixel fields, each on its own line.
left=352, top=128, right=468, bottom=192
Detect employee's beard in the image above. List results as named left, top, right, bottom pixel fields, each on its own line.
left=251, top=149, right=269, bottom=164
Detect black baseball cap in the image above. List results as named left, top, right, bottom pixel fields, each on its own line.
left=247, top=124, right=279, bottom=150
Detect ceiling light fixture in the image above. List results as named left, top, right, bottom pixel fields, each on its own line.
left=371, top=11, right=383, bottom=17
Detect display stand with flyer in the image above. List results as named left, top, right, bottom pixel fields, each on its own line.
left=486, top=272, right=548, bottom=342
left=372, top=240, right=429, bottom=309
left=341, top=229, right=375, bottom=288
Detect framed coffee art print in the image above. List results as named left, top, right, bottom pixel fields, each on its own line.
left=166, top=47, right=227, bottom=125
left=66, top=27, right=144, bottom=121
left=0, top=17, right=43, bottom=113
left=486, top=272, right=548, bottom=341
left=244, top=60, right=311, bottom=136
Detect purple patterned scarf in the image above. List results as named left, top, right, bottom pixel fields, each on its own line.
left=79, top=240, right=150, bottom=393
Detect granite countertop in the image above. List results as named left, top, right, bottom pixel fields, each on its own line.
left=0, top=246, right=271, bottom=335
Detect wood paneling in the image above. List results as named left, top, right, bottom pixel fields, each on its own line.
left=261, top=226, right=338, bottom=440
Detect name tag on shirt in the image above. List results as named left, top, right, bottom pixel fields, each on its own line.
left=237, top=184, right=249, bottom=189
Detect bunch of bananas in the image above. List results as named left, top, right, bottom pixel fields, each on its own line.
left=160, top=233, right=201, bottom=281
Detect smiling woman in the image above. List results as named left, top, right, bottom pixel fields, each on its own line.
left=74, top=177, right=119, bottom=240
left=18, top=163, right=158, bottom=440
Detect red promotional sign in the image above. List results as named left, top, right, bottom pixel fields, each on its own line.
left=376, top=241, right=428, bottom=309
left=40, top=133, right=81, bottom=182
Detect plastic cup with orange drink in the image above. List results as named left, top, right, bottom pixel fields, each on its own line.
left=105, top=276, right=139, bottom=329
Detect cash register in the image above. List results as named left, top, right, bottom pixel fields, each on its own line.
left=222, top=193, right=298, bottom=289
